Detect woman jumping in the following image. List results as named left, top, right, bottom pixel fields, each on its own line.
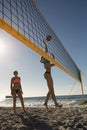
left=40, top=35, right=62, bottom=108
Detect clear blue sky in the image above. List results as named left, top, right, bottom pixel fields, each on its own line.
left=0, top=0, right=87, bottom=98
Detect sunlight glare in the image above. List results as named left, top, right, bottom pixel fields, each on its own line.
left=0, top=42, right=6, bottom=54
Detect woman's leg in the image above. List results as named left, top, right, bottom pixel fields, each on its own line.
left=44, top=73, right=50, bottom=106
left=12, top=90, right=16, bottom=113
left=45, top=73, right=58, bottom=106
left=17, top=91, right=25, bottom=112
left=44, top=91, right=50, bottom=107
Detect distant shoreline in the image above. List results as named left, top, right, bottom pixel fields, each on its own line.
left=5, top=94, right=87, bottom=99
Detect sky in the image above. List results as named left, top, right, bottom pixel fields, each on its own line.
left=0, top=0, right=87, bottom=98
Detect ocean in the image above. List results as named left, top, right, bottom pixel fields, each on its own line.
left=0, top=94, right=87, bottom=107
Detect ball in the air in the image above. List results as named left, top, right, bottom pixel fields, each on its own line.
left=46, top=35, right=52, bottom=41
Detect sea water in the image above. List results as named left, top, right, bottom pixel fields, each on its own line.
left=0, top=94, right=87, bottom=107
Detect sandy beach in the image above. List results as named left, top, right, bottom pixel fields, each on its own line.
left=0, top=104, right=87, bottom=130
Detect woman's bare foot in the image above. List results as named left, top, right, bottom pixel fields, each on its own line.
left=55, top=103, right=62, bottom=108
left=43, top=103, right=48, bottom=109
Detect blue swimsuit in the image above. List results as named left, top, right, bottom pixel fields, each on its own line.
left=43, top=58, right=50, bottom=65
left=42, top=58, right=51, bottom=75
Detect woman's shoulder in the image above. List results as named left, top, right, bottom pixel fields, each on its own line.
left=17, top=76, right=20, bottom=79
left=11, top=77, right=15, bottom=80
left=11, top=77, right=15, bottom=82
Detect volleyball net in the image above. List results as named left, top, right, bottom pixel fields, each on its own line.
left=0, top=0, right=81, bottom=82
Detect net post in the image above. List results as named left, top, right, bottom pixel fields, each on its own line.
left=80, top=71, right=85, bottom=104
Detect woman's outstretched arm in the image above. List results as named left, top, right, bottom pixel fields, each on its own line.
left=43, top=39, right=48, bottom=53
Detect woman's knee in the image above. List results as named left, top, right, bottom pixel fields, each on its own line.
left=13, top=93, right=16, bottom=100
left=13, top=97, right=16, bottom=102
left=49, top=89, right=55, bottom=95
left=18, top=92, right=23, bottom=100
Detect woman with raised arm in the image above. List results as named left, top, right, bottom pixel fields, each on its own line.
left=10, top=71, right=25, bottom=113
left=40, top=35, right=62, bottom=108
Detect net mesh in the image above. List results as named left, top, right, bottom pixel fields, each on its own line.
left=0, top=0, right=81, bottom=82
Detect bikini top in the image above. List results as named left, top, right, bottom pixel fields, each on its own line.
left=13, top=77, right=20, bottom=83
